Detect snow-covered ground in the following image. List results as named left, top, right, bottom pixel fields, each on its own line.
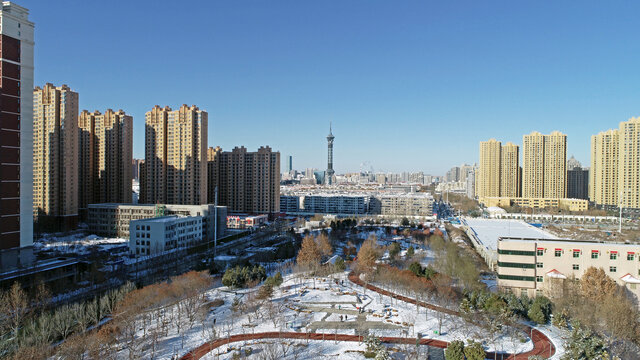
left=120, top=270, right=552, bottom=359
left=35, top=233, right=128, bottom=255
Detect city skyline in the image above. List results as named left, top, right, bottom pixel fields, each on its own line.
left=24, top=0, right=640, bottom=174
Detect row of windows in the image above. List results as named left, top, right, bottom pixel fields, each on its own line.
left=531, top=248, right=637, bottom=260
left=497, top=274, right=535, bottom=282
left=497, top=261, right=536, bottom=269
left=497, top=249, right=536, bottom=256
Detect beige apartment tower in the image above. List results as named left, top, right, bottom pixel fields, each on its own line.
left=477, top=139, right=520, bottom=198
left=522, top=131, right=566, bottom=199
left=33, top=84, right=79, bottom=231
left=141, top=105, right=207, bottom=205
left=478, top=139, right=502, bottom=198
left=79, top=109, right=133, bottom=217
left=500, top=142, right=520, bottom=197
left=207, top=146, right=280, bottom=214
left=590, top=129, right=619, bottom=206
left=618, top=117, right=640, bottom=209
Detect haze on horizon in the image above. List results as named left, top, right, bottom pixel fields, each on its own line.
left=27, top=0, right=640, bottom=174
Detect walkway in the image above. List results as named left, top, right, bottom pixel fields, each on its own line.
left=179, top=272, right=556, bottom=360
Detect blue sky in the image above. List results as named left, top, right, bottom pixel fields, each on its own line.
left=25, top=0, right=640, bottom=174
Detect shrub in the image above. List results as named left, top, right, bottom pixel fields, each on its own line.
left=445, top=340, right=465, bottom=360
left=406, top=245, right=415, bottom=258
left=409, top=262, right=423, bottom=277
left=464, top=340, right=485, bottom=360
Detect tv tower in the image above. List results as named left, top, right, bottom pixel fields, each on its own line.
left=326, top=122, right=335, bottom=185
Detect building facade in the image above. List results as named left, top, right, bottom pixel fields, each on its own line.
left=33, top=84, right=79, bottom=231
left=590, top=129, right=619, bottom=206
left=0, top=2, right=34, bottom=249
left=618, top=117, right=640, bottom=209
left=500, top=142, right=520, bottom=198
left=478, top=139, right=502, bottom=198
left=141, top=105, right=207, bottom=205
left=207, top=146, right=280, bottom=214
left=129, top=215, right=203, bottom=256
left=522, top=131, right=567, bottom=199
left=497, top=237, right=640, bottom=300
left=87, top=203, right=226, bottom=241
left=78, top=109, right=133, bottom=217
left=566, top=156, right=589, bottom=200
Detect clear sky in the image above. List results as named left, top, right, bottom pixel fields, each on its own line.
left=25, top=0, right=640, bottom=175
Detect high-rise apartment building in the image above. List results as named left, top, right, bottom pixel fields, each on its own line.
left=141, top=105, right=207, bottom=205
left=500, top=142, right=520, bottom=197
left=566, top=156, right=589, bottom=200
left=590, top=129, right=619, bottom=206
left=78, top=109, right=133, bottom=217
left=618, top=117, right=640, bottom=209
left=33, top=84, right=79, bottom=231
left=0, top=2, right=34, bottom=249
left=522, top=131, right=566, bottom=199
left=478, top=140, right=520, bottom=199
left=132, top=158, right=143, bottom=181
left=207, top=146, right=280, bottom=214
left=478, top=139, right=502, bottom=197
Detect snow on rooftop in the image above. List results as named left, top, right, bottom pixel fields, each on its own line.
left=464, top=218, right=558, bottom=251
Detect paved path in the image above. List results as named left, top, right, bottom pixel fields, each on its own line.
left=179, top=272, right=556, bottom=360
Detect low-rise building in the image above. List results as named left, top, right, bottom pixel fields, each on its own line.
left=479, top=197, right=588, bottom=212
left=497, top=237, right=640, bottom=300
left=373, top=193, right=434, bottom=216
left=227, top=214, right=268, bottom=229
left=129, top=216, right=203, bottom=256
left=87, top=203, right=226, bottom=241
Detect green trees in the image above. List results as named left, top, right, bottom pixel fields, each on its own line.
left=334, top=257, right=346, bottom=271
left=401, top=217, right=410, bottom=226
left=388, top=242, right=401, bottom=259
left=406, top=245, right=415, bottom=258
left=444, top=340, right=465, bottom=360
left=221, top=265, right=267, bottom=288
left=527, top=296, right=552, bottom=324
left=562, top=323, right=609, bottom=360
left=464, top=341, right=485, bottom=360
left=408, top=261, right=437, bottom=280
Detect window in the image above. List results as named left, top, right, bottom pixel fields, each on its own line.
left=572, top=264, right=579, bottom=270
left=628, top=253, right=635, bottom=261
left=591, top=251, right=599, bottom=259
left=555, top=250, right=562, bottom=257
left=610, top=253, right=617, bottom=260
left=497, top=274, right=535, bottom=282
left=573, top=251, right=580, bottom=258
left=536, top=249, right=544, bottom=256
left=536, top=262, right=543, bottom=268
left=498, top=249, right=536, bottom=256
left=610, top=266, right=617, bottom=273
left=632, top=284, right=637, bottom=290
left=536, top=276, right=543, bottom=282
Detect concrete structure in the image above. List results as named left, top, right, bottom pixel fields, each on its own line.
left=87, top=203, right=226, bottom=241
left=501, top=142, right=520, bottom=198
left=466, top=168, right=476, bottom=199
left=0, top=2, right=34, bottom=249
left=207, top=146, right=280, bottom=214
left=618, top=117, right=640, bottom=209
left=497, top=237, right=640, bottom=300
left=132, top=158, right=143, bottom=181
left=33, top=84, right=79, bottom=231
left=78, top=109, right=133, bottom=218
left=462, top=218, right=558, bottom=269
left=566, top=156, right=589, bottom=200
left=287, top=155, right=292, bottom=173
left=479, top=196, right=588, bottom=212
left=140, top=105, right=207, bottom=205
left=477, top=140, right=520, bottom=198
left=129, top=215, right=203, bottom=256
left=522, top=131, right=567, bottom=199
left=590, top=129, right=619, bottom=207
left=326, top=123, right=335, bottom=185
left=372, top=193, right=434, bottom=217
left=226, top=214, right=268, bottom=229
left=478, top=139, right=502, bottom=197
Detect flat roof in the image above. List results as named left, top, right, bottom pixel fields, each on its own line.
left=464, top=218, right=558, bottom=251
left=501, top=237, right=640, bottom=248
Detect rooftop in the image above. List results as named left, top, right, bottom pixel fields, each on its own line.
left=463, top=218, right=558, bottom=251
